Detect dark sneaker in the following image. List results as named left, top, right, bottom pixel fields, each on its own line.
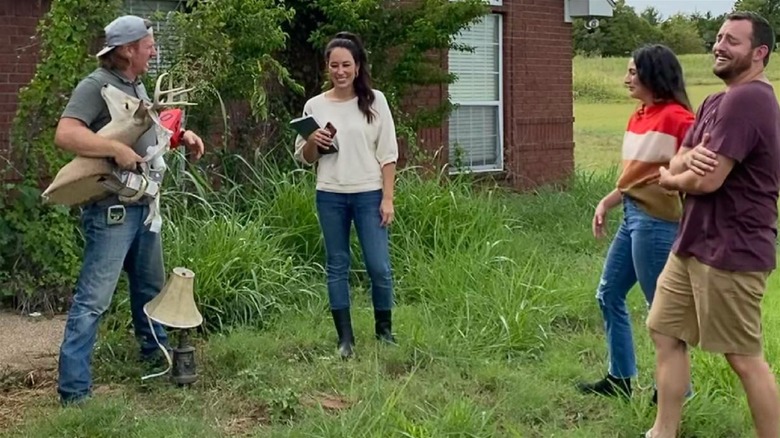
left=577, top=374, right=632, bottom=398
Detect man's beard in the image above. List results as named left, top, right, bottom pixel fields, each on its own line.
left=713, top=53, right=752, bottom=81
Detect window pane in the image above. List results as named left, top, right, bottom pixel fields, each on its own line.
left=447, top=13, right=502, bottom=171
left=448, top=105, right=499, bottom=168
left=449, top=14, right=499, bottom=102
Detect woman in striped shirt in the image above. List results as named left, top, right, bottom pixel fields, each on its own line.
left=577, top=44, right=695, bottom=400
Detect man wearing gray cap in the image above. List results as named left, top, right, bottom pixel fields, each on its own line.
left=53, top=15, right=204, bottom=406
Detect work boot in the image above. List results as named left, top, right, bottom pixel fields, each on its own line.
left=374, top=309, right=396, bottom=344
left=576, top=374, right=632, bottom=398
left=331, top=308, right=354, bottom=359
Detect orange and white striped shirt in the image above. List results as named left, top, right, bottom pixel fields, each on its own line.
left=617, top=102, right=695, bottom=222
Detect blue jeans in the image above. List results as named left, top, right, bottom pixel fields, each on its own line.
left=597, top=197, right=677, bottom=379
left=58, top=203, right=169, bottom=403
left=315, top=189, right=394, bottom=311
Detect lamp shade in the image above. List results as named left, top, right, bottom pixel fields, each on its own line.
left=143, top=267, right=203, bottom=329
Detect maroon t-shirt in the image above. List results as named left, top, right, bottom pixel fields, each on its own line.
left=673, top=81, right=780, bottom=272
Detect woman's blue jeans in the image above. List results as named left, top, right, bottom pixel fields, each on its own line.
left=315, top=189, right=394, bottom=311
left=597, top=196, right=678, bottom=379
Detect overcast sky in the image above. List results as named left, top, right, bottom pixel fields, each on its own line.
left=624, top=1, right=735, bottom=18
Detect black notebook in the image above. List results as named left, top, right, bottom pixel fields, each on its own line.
left=289, top=114, right=338, bottom=154
left=289, top=114, right=321, bottom=140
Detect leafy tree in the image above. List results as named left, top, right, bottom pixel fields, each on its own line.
left=640, top=6, right=662, bottom=26
left=573, top=2, right=718, bottom=56
left=157, top=0, right=487, bottom=167
left=659, top=14, right=706, bottom=54
left=278, top=0, right=489, bottom=140
left=160, top=0, right=301, bottom=145
left=689, top=11, right=728, bottom=50
left=734, top=0, right=780, bottom=47
left=573, top=0, right=661, bottom=57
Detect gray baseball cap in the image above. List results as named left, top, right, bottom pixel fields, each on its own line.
left=96, top=15, right=153, bottom=58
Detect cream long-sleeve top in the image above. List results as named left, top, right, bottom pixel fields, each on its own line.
left=294, top=89, right=399, bottom=194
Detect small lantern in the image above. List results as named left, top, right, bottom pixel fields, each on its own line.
left=142, top=267, right=203, bottom=386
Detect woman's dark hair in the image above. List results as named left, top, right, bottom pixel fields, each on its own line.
left=325, top=31, right=376, bottom=123
left=632, top=44, right=692, bottom=111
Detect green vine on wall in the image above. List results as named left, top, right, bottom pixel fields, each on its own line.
left=0, top=0, right=122, bottom=312
left=11, top=0, right=122, bottom=179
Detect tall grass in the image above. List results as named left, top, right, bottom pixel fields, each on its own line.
left=574, top=53, right=780, bottom=104
left=130, top=152, right=618, bottom=360
left=91, top=149, right=617, bottom=347
left=10, top=149, right=775, bottom=436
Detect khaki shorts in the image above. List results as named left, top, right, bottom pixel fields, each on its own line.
left=646, top=253, right=770, bottom=356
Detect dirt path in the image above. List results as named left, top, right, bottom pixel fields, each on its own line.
left=0, top=311, right=66, bottom=431
left=0, top=311, right=66, bottom=374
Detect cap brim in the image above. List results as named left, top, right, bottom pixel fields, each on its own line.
left=96, top=46, right=115, bottom=58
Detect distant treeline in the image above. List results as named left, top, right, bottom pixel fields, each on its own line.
left=573, top=0, right=780, bottom=57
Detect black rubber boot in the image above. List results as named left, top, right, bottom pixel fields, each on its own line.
left=576, top=374, right=632, bottom=398
left=331, top=308, right=354, bottom=359
left=374, top=309, right=396, bottom=344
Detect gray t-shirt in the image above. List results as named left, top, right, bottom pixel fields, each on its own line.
left=61, top=67, right=157, bottom=157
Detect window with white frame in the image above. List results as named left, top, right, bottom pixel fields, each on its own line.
left=448, top=13, right=503, bottom=172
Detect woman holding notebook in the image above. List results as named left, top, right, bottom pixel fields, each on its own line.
left=294, top=31, right=399, bottom=359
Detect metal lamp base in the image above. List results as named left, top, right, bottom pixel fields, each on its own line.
left=171, top=329, right=198, bottom=386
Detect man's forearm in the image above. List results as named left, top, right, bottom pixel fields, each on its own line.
left=381, top=162, right=396, bottom=200
left=663, top=170, right=707, bottom=195
left=54, top=123, right=119, bottom=158
left=668, top=148, right=691, bottom=175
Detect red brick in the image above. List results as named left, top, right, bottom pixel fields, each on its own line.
left=0, top=83, right=21, bottom=93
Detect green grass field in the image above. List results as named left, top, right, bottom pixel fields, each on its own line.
left=3, top=54, right=780, bottom=437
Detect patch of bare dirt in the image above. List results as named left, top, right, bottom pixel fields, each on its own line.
left=300, top=392, right=352, bottom=412
left=0, top=311, right=66, bottom=374
left=219, top=392, right=351, bottom=436
left=222, top=402, right=271, bottom=437
left=0, top=310, right=66, bottom=431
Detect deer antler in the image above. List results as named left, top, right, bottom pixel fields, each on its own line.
left=153, top=72, right=197, bottom=109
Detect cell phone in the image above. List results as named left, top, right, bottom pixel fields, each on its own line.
left=319, top=122, right=339, bottom=154
left=325, top=122, right=337, bottom=137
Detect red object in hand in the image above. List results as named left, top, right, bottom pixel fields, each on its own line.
left=159, top=108, right=184, bottom=148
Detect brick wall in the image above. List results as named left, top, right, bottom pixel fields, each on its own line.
left=501, top=0, right=573, bottom=189
left=413, top=0, right=575, bottom=190
left=0, top=0, right=49, bottom=180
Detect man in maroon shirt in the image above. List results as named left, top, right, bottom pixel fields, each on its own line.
left=645, top=11, right=780, bottom=438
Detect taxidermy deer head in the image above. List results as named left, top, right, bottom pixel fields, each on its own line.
left=41, top=72, right=196, bottom=207
left=98, top=72, right=195, bottom=144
